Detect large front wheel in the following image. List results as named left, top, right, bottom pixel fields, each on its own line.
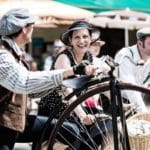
left=43, top=82, right=150, bottom=150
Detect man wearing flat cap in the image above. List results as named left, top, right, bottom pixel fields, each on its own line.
left=115, top=27, right=150, bottom=113
left=0, top=8, right=96, bottom=149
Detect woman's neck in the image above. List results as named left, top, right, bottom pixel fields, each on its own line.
left=71, top=49, right=84, bottom=64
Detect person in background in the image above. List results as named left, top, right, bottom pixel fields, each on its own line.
left=0, top=8, right=96, bottom=149
left=28, top=59, right=39, bottom=114
left=23, top=46, right=33, bottom=63
left=83, top=39, right=106, bottom=111
left=89, top=39, right=105, bottom=57
left=43, top=39, right=66, bottom=70
left=38, top=20, right=113, bottom=150
left=115, top=27, right=150, bottom=112
left=29, top=60, right=38, bottom=71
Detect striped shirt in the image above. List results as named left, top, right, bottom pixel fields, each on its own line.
left=0, top=48, right=63, bottom=97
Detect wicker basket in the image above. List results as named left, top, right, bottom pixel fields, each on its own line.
left=127, top=112, right=150, bottom=150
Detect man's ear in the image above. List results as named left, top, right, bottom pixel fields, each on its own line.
left=137, top=40, right=143, bottom=47
left=22, top=27, right=27, bottom=34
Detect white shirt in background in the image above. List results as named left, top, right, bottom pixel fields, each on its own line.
left=115, top=45, right=149, bottom=112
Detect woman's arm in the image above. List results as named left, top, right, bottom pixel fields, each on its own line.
left=55, top=54, right=96, bottom=125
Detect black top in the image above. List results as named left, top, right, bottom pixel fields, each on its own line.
left=38, top=49, right=93, bottom=118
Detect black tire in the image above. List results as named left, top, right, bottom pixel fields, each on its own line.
left=46, top=82, right=150, bottom=150
left=36, top=79, right=150, bottom=150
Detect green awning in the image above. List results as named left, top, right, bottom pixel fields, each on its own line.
left=55, top=0, right=150, bottom=13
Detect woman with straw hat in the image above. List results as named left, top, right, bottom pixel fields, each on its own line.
left=38, top=20, right=113, bottom=149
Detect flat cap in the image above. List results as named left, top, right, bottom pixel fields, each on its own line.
left=0, top=8, right=36, bottom=36
left=136, top=27, right=150, bottom=40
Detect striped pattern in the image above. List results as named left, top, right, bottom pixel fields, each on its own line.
left=0, top=49, right=63, bottom=96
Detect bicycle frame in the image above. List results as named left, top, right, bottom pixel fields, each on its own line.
left=37, top=56, right=150, bottom=150
left=45, top=80, right=150, bottom=150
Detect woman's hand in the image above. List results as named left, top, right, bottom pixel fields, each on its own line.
left=73, top=60, right=96, bottom=76
left=93, top=57, right=111, bottom=75
left=80, top=114, right=96, bottom=125
left=84, top=64, right=96, bottom=76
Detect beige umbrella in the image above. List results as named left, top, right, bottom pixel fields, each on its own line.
left=86, top=8, right=150, bottom=46
left=0, top=0, right=95, bottom=28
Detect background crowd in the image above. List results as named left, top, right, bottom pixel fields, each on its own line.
left=0, top=7, right=150, bottom=150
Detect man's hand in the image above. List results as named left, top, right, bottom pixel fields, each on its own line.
left=73, top=60, right=95, bottom=75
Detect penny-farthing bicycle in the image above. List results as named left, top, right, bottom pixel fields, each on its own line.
left=37, top=56, right=150, bottom=150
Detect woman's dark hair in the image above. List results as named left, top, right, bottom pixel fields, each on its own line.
left=68, top=29, right=92, bottom=39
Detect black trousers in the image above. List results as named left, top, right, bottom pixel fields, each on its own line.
left=0, top=115, right=80, bottom=150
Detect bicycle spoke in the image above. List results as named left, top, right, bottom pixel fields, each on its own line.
left=39, top=81, right=150, bottom=150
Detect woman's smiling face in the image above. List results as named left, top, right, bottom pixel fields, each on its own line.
left=69, top=29, right=91, bottom=55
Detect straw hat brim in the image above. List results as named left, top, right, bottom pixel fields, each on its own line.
left=93, top=40, right=105, bottom=46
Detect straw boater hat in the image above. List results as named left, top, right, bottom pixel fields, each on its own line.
left=0, top=8, right=36, bottom=36
left=92, top=40, right=105, bottom=46
left=60, top=20, right=100, bottom=46
left=96, top=40, right=105, bottom=46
